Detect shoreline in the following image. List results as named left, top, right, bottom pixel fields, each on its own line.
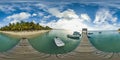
left=0, top=30, right=50, bottom=38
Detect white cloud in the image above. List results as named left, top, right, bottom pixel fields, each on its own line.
left=39, top=15, right=51, bottom=23
left=32, top=13, right=44, bottom=17
left=0, top=5, right=16, bottom=13
left=61, top=9, right=79, bottom=19
left=43, top=15, right=51, bottom=19
left=94, top=23, right=119, bottom=30
left=40, top=8, right=93, bottom=31
left=32, top=13, right=37, bottom=17
left=0, top=23, right=3, bottom=27
left=89, top=2, right=120, bottom=10
left=93, top=8, right=118, bottom=30
left=32, top=20, right=36, bottom=23
left=94, top=9, right=117, bottom=24
left=48, top=8, right=79, bottom=19
left=0, top=22, right=7, bottom=27
left=40, top=8, right=119, bottom=30
left=4, top=12, right=31, bottom=23
left=35, top=3, right=46, bottom=9
left=80, top=14, right=91, bottom=22
left=48, top=8, right=62, bottom=18
left=0, top=3, right=47, bottom=14
left=38, top=13, right=44, bottom=16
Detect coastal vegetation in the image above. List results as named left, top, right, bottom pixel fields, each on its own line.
left=118, top=29, right=120, bottom=31
left=0, top=21, right=52, bottom=31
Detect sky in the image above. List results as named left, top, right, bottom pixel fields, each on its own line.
left=0, top=0, right=120, bottom=31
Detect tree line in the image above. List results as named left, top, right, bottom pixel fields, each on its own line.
left=118, top=29, right=120, bottom=31
left=0, top=21, right=52, bottom=31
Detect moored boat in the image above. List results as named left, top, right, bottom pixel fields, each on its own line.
left=67, top=34, right=80, bottom=39
left=54, top=37, right=65, bottom=47
left=67, top=31, right=81, bottom=39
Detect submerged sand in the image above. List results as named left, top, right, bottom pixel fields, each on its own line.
left=0, top=30, right=50, bottom=38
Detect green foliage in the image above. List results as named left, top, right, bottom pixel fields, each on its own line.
left=118, top=29, right=120, bottom=31
left=0, top=21, right=52, bottom=31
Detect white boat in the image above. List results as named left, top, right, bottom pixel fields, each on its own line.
left=73, top=31, right=81, bottom=36
left=67, top=31, right=81, bottom=39
left=54, top=37, right=65, bottom=47
left=67, top=34, right=80, bottom=39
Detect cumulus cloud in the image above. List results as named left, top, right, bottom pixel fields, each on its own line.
left=40, top=8, right=92, bottom=31
left=48, top=8, right=79, bottom=19
left=80, top=14, right=91, bottom=22
left=94, top=9, right=117, bottom=24
left=48, top=8, right=62, bottom=18
left=93, top=8, right=118, bottom=30
left=32, top=13, right=37, bottom=17
left=4, top=12, right=31, bottom=23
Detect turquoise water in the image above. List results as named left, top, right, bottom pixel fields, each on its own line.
left=29, top=30, right=81, bottom=54
left=89, top=30, right=120, bottom=53
left=0, top=33, right=20, bottom=52
left=1, top=30, right=120, bottom=54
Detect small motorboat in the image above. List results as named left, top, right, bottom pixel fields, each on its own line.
left=67, top=35, right=80, bottom=39
left=67, top=31, right=81, bottom=39
left=54, top=37, right=65, bottom=47
left=73, top=31, right=81, bottom=36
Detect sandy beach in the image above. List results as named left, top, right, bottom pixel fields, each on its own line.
left=0, top=30, right=50, bottom=38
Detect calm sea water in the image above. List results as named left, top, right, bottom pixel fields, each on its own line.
left=1, top=30, right=119, bottom=53
left=28, top=30, right=81, bottom=54
left=0, top=33, right=20, bottom=52
left=88, top=30, right=120, bottom=53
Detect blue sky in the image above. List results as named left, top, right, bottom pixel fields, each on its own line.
left=0, top=0, right=120, bottom=30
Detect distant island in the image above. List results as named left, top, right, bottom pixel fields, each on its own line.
left=0, top=21, right=52, bottom=31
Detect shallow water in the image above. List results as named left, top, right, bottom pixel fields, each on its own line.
left=88, top=30, right=120, bottom=53
left=28, top=30, right=81, bottom=54
left=0, top=33, right=20, bottom=52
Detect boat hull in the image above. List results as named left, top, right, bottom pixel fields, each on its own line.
left=54, top=38, right=65, bottom=47
left=67, top=35, right=80, bottom=39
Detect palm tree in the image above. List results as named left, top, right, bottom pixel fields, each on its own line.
left=0, top=21, right=52, bottom=31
